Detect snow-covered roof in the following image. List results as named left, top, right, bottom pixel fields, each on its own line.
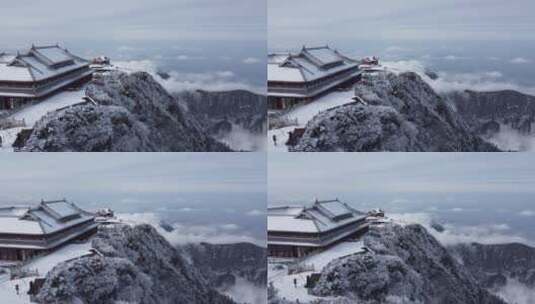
left=0, top=206, right=30, bottom=217
left=268, top=199, right=367, bottom=234
left=268, top=64, right=304, bottom=82
left=304, top=47, right=344, bottom=66
left=34, top=46, right=73, bottom=64
left=268, top=216, right=318, bottom=233
left=0, top=217, right=43, bottom=235
left=0, top=45, right=89, bottom=82
left=268, top=46, right=359, bottom=83
left=0, top=199, right=95, bottom=236
left=268, top=53, right=290, bottom=64
left=268, top=206, right=304, bottom=216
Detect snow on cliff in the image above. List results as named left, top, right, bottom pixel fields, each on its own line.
left=292, top=71, right=500, bottom=152
left=268, top=241, right=366, bottom=303
left=0, top=241, right=92, bottom=303
left=268, top=217, right=515, bottom=304
left=309, top=223, right=506, bottom=303
left=35, top=224, right=236, bottom=304
left=0, top=89, right=85, bottom=152
left=268, top=90, right=355, bottom=152
left=20, top=71, right=231, bottom=152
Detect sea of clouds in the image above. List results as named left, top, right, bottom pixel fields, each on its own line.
left=114, top=59, right=265, bottom=94
left=382, top=59, right=535, bottom=96
left=389, top=211, right=533, bottom=247
left=117, top=212, right=265, bottom=247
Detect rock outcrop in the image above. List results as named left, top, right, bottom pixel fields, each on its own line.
left=310, top=223, right=506, bottom=304
left=292, top=71, right=499, bottom=152
left=35, top=224, right=236, bottom=304
left=22, top=71, right=231, bottom=152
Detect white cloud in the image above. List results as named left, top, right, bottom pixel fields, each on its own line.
left=385, top=46, right=409, bottom=53
left=223, top=277, right=267, bottom=304
left=519, top=210, right=535, bottom=217
left=117, top=45, right=138, bottom=52
left=173, top=54, right=207, bottom=61
left=451, top=207, right=464, bottom=212
left=242, top=57, right=260, bottom=64
left=389, top=212, right=532, bottom=246
left=120, top=197, right=145, bottom=204
left=117, top=212, right=265, bottom=247
left=495, top=278, right=535, bottom=304
left=114, top=60, right=265, bottom=94
left=487, top=124, right=535, bottom=152
left=391, top=198, right=410, bottom=204
left=510, top=57, right=531, bottom=64
left=382, top=59, right=535, bottom=95
left=246, top=209, right=264, bottom=216
left=220, top=223, right=239, bottom=230
left=215, top=71, right=235, bottom=78
left=443, top=55, right=461, bottom=61
left=215, top=124, right=267, bottom=152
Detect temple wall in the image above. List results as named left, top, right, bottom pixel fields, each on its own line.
left=0, top=248, right=40, bottom=261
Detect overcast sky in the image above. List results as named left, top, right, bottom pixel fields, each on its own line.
left=268, top=153, right=535, bottom=204
left=0, top=0, right=265, bottom=49
left=0, top=153, right=264, bottom=205
left=269, top=0, right=535, bottom=48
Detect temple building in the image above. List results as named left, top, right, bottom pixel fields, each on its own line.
left=0, top=44, right=93, bottom=110
left=0, top=199, right=98, bottom=261
left=268, top=199, right=369, bottom=258
left=268, top=46, right=362, bottom=110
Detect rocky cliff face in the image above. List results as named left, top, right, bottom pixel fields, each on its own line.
left=450, top=242, right=535, bottom=289
left=292, top=71, right=499, bottom=152
left=21, top=71, right=231, bottom=152
left=309, top=223, right=506, bottom=304
left=35, top=224, right=236, bottom=304
left=446, top=90, right=535, bottom=151
left=176, top=90, right=267, bottom=151
left=182, top=242, right=267, bottom=288
left=177, top=90, right=267, bottom=134
left=448, top=90, right=535, bottom=136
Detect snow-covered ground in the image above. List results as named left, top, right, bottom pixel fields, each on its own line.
left=268, top=241, right=365, bottom=303
left=268, top=90, right=355, bottom=152
left=0, top=88, right=86, bottom=152
left=0, top=241, right=92, bottom=303
left=305, top=241, right=365, bottom=271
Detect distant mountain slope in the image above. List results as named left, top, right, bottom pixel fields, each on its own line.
left=35, top=225, right=236, bottom=304
left=176, top=90, right=267, bottom=151
left=448, top=90, right=535, bottom=138
left=292, top=71, right=499, bottom=152
left=182, top=242, right=267, bottom=287
left=177, top=90, right=266, bottom=133
left=450, top=242, right=535, bottom=289
left=21, top=72, right=231, bottom=152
